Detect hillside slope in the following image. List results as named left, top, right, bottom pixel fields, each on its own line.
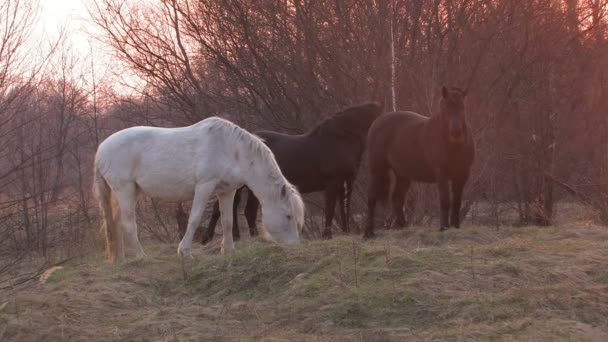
left=2, top=224, right=608, bottom=341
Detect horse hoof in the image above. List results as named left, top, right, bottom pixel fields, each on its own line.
left=201, top=235, right=211, bottom=245
left=321, top=228, right=333, bottom=239
left=362, top=232, right=376, bottom=240
left=180, top=252, right=194, bottom=260
left=221, top=246, right=235, bottom=255
left=114, top=256, right=126, bottom=265
left=177, top=244, right=192, bottom=258
left=439, top=227, right=448, bottom=232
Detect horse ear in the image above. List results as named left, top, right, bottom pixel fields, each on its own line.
left=441, top=86, right=449, bottom=99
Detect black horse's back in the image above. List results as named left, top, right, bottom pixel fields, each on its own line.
left=258, top=130, right=325, bottom=193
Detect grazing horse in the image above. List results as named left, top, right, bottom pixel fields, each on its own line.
left=93, top=117, right=305, bottom=264
left=364, top=87, right=474, bottom=238
left=200, top=102, right=384, bottom=242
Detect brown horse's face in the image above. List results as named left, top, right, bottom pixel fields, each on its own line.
left=440, top=87, right=467, bottom=144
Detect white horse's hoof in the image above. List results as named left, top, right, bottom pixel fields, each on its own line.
left=177, top=243, right=191, bottom=258
left=179, top=250, right=192, bottom=258
left=221, top=245, right=235, bottom=255
left=135, top=252, right=147, bottom=260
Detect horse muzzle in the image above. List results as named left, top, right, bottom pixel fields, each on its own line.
left=280, top=235, right=300, bottom=245
left=449, top=131, right=465, bottom=145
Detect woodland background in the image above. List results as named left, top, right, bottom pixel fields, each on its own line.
left=1, top=0, right=608, bottom=287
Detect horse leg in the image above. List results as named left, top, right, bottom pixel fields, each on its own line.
left=244, top=189, right=260, bottom=237
left=111, top=199, right=126, bottom=264
left=451, top=179, right=466, bottom=228
left=437, top=177, right=450, bottom=231
left=337, top=182, right=348, bottom=233
left=364, top=190, right=378, bottom=239
left=322, top=182, right=339, bottom=239
left=391, top=178, right=410, bottom=228
left=201, top=201, right=220, bottom=245
left=218, top=190, right=237, bottom=254
left=365, top=166, right=389, bottom=239
left=176, top=203, right=188, bottom=239
left=232, top=188, right=241, bottom=241
left=178, top=182, right=216, bottom=258
left=345, top=178, right=355, bottom=233
left=114, top=183, right=146, bottom=260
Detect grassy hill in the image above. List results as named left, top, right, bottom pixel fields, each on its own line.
left=2, top=224, right=608, bottom=341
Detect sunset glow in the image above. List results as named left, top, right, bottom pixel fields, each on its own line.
left=3, top=1, right=608, bottom=340
left=35, top=0, right=97, bottom=57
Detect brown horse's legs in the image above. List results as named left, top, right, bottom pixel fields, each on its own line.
left=337, top=182, right=348, bottom=233
left=391, top=178, right=410, bottom=228
left=450, top=180, right=465, bottom=228
left=437, top=178, right=450, bottom=231
left=232, top=189, right=241, bottom=240
left=202, top=201, right=220, bottom=244
left=344, top=178, right=354, bottom=233
left=365, top=196, right=378, bottom=239
left=365, top=168, right=389, bottom=239
left=244, top=188, right=259, bottom=237
left=322, top=182, right=339, bottom=239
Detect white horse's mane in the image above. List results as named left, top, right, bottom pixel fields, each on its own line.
left=203, top=117, right=305, bottom=226
left=203, top=116, right=282, bottom=179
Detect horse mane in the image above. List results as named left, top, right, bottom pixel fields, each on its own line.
left=309, top=102, right=380, bottom=138
left=203, top=117, right=305, bottom=226
left=203, top=117, right=280, bottom=174
left=444, top=87, right=466, bottom=103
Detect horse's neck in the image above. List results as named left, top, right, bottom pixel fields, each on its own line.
left=424, top=114, right=442, bottom=138
left=239, top=159, right=279, bottom=206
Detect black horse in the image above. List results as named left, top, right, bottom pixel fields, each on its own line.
left=197, top=102, right=384, bottom=242
left=364, top=87, right=474, bottom=238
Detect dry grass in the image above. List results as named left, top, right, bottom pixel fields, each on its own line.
left=2, top=223, right=608, bottom=341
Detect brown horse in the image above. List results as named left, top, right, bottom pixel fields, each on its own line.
left=195, top=102, right=384, bottom=242
left=364, top=86, right=474, bottom=238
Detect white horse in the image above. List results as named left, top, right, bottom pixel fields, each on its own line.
left=93, top=117, right=304, bottom=264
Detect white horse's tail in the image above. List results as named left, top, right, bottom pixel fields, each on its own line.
left=93, top=164, right=119, bottom=263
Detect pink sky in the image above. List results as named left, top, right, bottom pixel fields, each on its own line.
left=35, top=0, right=140, bottom=93
left=36, top=0, right=94, bottom=54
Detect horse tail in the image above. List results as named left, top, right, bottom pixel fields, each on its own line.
left=93, top=163, right=119, bottom=263
left=367, top=153, right=391, bottom=205
left=375, top=169, right=391, bottom=205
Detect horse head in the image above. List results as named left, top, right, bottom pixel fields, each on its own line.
left=439, top=86, right=468, bottom=145
left=261, top=182, right=304, bottom=245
